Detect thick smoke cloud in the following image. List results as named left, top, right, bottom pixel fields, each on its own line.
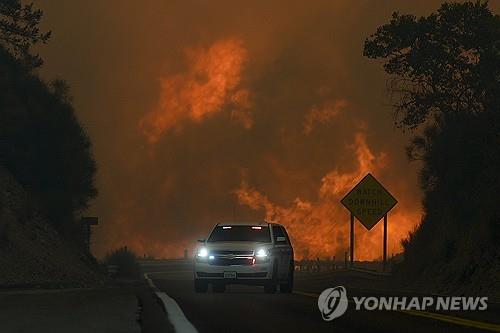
left=140, top=38, right=251, bottom=142
left=35, top=0, right=490, bottom=259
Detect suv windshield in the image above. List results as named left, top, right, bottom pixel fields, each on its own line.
left=207, top=225, right=271, bottom=243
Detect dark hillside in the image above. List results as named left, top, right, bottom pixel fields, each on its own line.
left=0, top=166, right=103, bottom=287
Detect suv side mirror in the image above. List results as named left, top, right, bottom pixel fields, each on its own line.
left=197, top=238, right=206, bottom=243
left=276, top=236, right=286, bottom=243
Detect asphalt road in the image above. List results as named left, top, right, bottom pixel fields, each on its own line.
left=142, top=260, right=500, bottom=333
left=0, top=286, right=140, bottom=333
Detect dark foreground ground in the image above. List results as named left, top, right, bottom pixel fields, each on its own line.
left=0, top=286, right=140, bottom=333
left=1, top=260, right=498, bottom=333
left=143, top=260, right=500, bottom=333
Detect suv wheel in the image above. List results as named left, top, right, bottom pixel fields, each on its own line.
left=280, top=264, right=294, bottom=293
left=264, top=261, right=278, bottom=294
left=194, top=279, right=208, bottom=293
left=212, top=282, right=226, bottom=293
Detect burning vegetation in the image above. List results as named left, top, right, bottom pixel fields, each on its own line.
left=235, top=132, right=420, bottom=260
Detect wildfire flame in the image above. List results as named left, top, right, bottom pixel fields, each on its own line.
left=235, top=132, right=420, bottom=260
left=140, top=38, right=251, bottom=143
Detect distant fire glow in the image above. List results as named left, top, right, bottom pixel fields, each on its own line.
left=235, top=132, right=420, bottom=260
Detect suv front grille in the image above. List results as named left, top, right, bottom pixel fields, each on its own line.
left=211, top=257, right=254, bottom=266
left=208, top=250, right=255, bottom=266
left=210, top=250, right=254, bottom=256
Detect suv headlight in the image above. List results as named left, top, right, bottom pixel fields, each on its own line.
left=255, top=248, right=270, bottom=262
left=256, top=248, right=268, bottom=258
left=196, top=247, right=208, bottom=260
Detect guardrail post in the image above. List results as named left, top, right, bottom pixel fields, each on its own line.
left=383, top=214, right=388, bottom=271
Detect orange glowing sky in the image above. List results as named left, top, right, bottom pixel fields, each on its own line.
left=34, top=0, right=497, bottom=260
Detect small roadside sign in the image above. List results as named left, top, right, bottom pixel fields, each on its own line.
left=341, top=173, right=397, bottom=230
left=81, top=216, right=99, bottom=225
left=81, top=216, right=99, bottom=251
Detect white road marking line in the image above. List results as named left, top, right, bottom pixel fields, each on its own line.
left=155, top=292, right=198, bottom=333
left=144, top=273, right=198, bottom=333
left=145, top=276, right=157, bottom=290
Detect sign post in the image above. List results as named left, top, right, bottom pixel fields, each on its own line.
left=350, top=213, right=354, bottom=267
left=383, top=214, right=388, bottom=270
left=81, top=216, right=98, bottom=252
left=341, top=173, right=397, bottom=270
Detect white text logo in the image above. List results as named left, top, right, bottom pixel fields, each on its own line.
left=317, top=286, right=488, bottom=322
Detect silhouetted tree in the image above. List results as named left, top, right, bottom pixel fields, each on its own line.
left=364, top=1, right=500, bottom=129
left=364, top=1, right=500, bottom=292
left=0, top=41, right=97, bottom=234
left=0, top=0, right=51, bottom=68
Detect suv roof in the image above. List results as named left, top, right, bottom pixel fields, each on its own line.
left=216, top=221, right=285, bottom=228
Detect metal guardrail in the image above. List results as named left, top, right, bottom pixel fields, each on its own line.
left=106, top=264, right=118, bottom=276
left=294, top=259, right=393, bottom=274
left=294, top=259, right=341, bottom=272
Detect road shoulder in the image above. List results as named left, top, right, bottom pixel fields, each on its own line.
left=0, top=285, right=141, bottom=333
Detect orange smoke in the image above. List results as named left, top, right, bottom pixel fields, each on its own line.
left=303, top=99, right=348, bottom=135
left=235, top=132, right=420, bottom=260
left=140, top=38, right=251, bottom=143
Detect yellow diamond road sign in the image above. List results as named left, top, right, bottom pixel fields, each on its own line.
left=341, top=173, right=397, bottom=230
